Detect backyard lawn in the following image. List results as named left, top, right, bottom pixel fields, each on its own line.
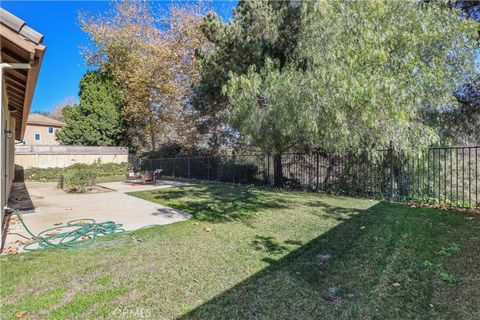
left=1, top=183, right=479, bottom=319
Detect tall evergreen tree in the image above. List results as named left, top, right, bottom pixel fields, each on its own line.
left=438, top=0, right=480, bottom=145
left=202, top=0, right=478, bottom=186
left=194, top=0, right=301, bottom=149
left=56, top=71, right=125, bottom=146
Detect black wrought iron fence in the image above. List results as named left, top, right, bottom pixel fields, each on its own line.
left=138, top=145, right=479, bottom=208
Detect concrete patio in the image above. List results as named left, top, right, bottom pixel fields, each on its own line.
left=4, top=180, right=192, bottom=251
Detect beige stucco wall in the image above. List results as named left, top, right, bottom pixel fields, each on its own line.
left=23, top=124, right=62, bottom=145
left=1, top=80, right=8, bottom=227
left=1, top=79, right=16, bottom=231
left=6, top=115, right=15, bottom=194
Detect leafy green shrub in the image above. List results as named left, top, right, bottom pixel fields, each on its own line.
left=216, top=161, right=260, bottom=184
left=24, top=167, right=65, bottom=182
left=22, top=161, right=129, bottom=193
left=62, top=164, right=97, bottom=193
left=23, top=162, right=128, bottom=183
left=92, top=162, right=128, bottom=179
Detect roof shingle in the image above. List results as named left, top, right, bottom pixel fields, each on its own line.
left=0, top=8, right=44, bottom=44
left=27, top=113, right=66, bottom=127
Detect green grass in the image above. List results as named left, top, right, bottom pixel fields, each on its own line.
left=1, top=183, right=479, bottom=319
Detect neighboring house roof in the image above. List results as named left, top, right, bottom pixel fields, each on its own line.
left=27, top=113, right=66, bottom=127
left=1, top=8, right=46, bottom=140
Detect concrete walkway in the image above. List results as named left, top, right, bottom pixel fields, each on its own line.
left=4, top=181, right=191, bottom=251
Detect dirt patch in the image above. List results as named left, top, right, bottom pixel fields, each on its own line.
left=62, top=185, right=114, bottom=194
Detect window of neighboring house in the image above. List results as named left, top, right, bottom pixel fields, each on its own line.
left=48, top=127, right=54, bottom=134
left=34, top=133, right=41, bottom=141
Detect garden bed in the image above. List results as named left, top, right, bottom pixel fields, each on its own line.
left=61, top=184, right=113, bottom=194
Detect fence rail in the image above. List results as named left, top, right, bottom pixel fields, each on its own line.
left=138, top=145, right=479, bottom=208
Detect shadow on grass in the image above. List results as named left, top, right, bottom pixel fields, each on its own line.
left=138, top=184, right=370, bottom=224
left=251, top=236, right=291, bottom=255
left=178, top=202, right=476, bottom=320
left=143, top=184, right=290, bottom=223
left=300, top=199, right=362, bottom=221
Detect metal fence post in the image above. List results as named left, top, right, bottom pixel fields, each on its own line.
left=188, top=157, right=191, bottom=179
left=207, top=157, right=210, bottom=181
left=389, top=140, right=395, bottom=201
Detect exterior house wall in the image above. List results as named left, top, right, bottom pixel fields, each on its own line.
left=1, top=79, right=16, bottom=228
left=1, top=8, right=47, bottom=248
left=6, top=115, right=15, bottom=196
left=23, top=124, right=62, bottom=145
left=1, top=79, right=8, bottom=227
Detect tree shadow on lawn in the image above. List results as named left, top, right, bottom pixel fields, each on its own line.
left=145, top=184, right=368, bottom=224
left=302, top=199, right=365, bottom=222
left=251, top=236, right=294, bottom=255
left=178, top=202, right=478, bottom=320
left=147, top=184, right=290, bottom=223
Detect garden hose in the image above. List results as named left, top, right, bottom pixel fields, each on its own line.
left=6, top=207, right=163, bottom=251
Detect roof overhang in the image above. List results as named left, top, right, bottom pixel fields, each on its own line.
left=27, top=121, right=66, bottom=128
left=1, top=8, right=46, bottom=140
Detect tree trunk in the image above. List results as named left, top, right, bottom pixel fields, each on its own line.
left=273, top=153, right=283, bottom=188
left=150, top=132, right=156, bottom=152
left=323, top=155, right=335, bottom=186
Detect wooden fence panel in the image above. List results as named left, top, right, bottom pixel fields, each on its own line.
left=15, top=145, right=128, bottom=168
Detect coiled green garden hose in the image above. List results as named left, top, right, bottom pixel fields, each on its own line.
left=7, top=208, right=163, bottom=251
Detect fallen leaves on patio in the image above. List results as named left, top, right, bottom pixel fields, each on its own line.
left=11, top=239, right=35, bottom=246
left=2, top=247, right=18, bottom=254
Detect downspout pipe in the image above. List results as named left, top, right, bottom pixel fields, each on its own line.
left=0, top=61, right=38, bottom=250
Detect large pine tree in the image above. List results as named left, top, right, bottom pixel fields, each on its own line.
left=193, top=0, right=302, bottom=150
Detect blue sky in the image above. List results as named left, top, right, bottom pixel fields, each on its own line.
left=1, top=0, right=237, bottom=113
